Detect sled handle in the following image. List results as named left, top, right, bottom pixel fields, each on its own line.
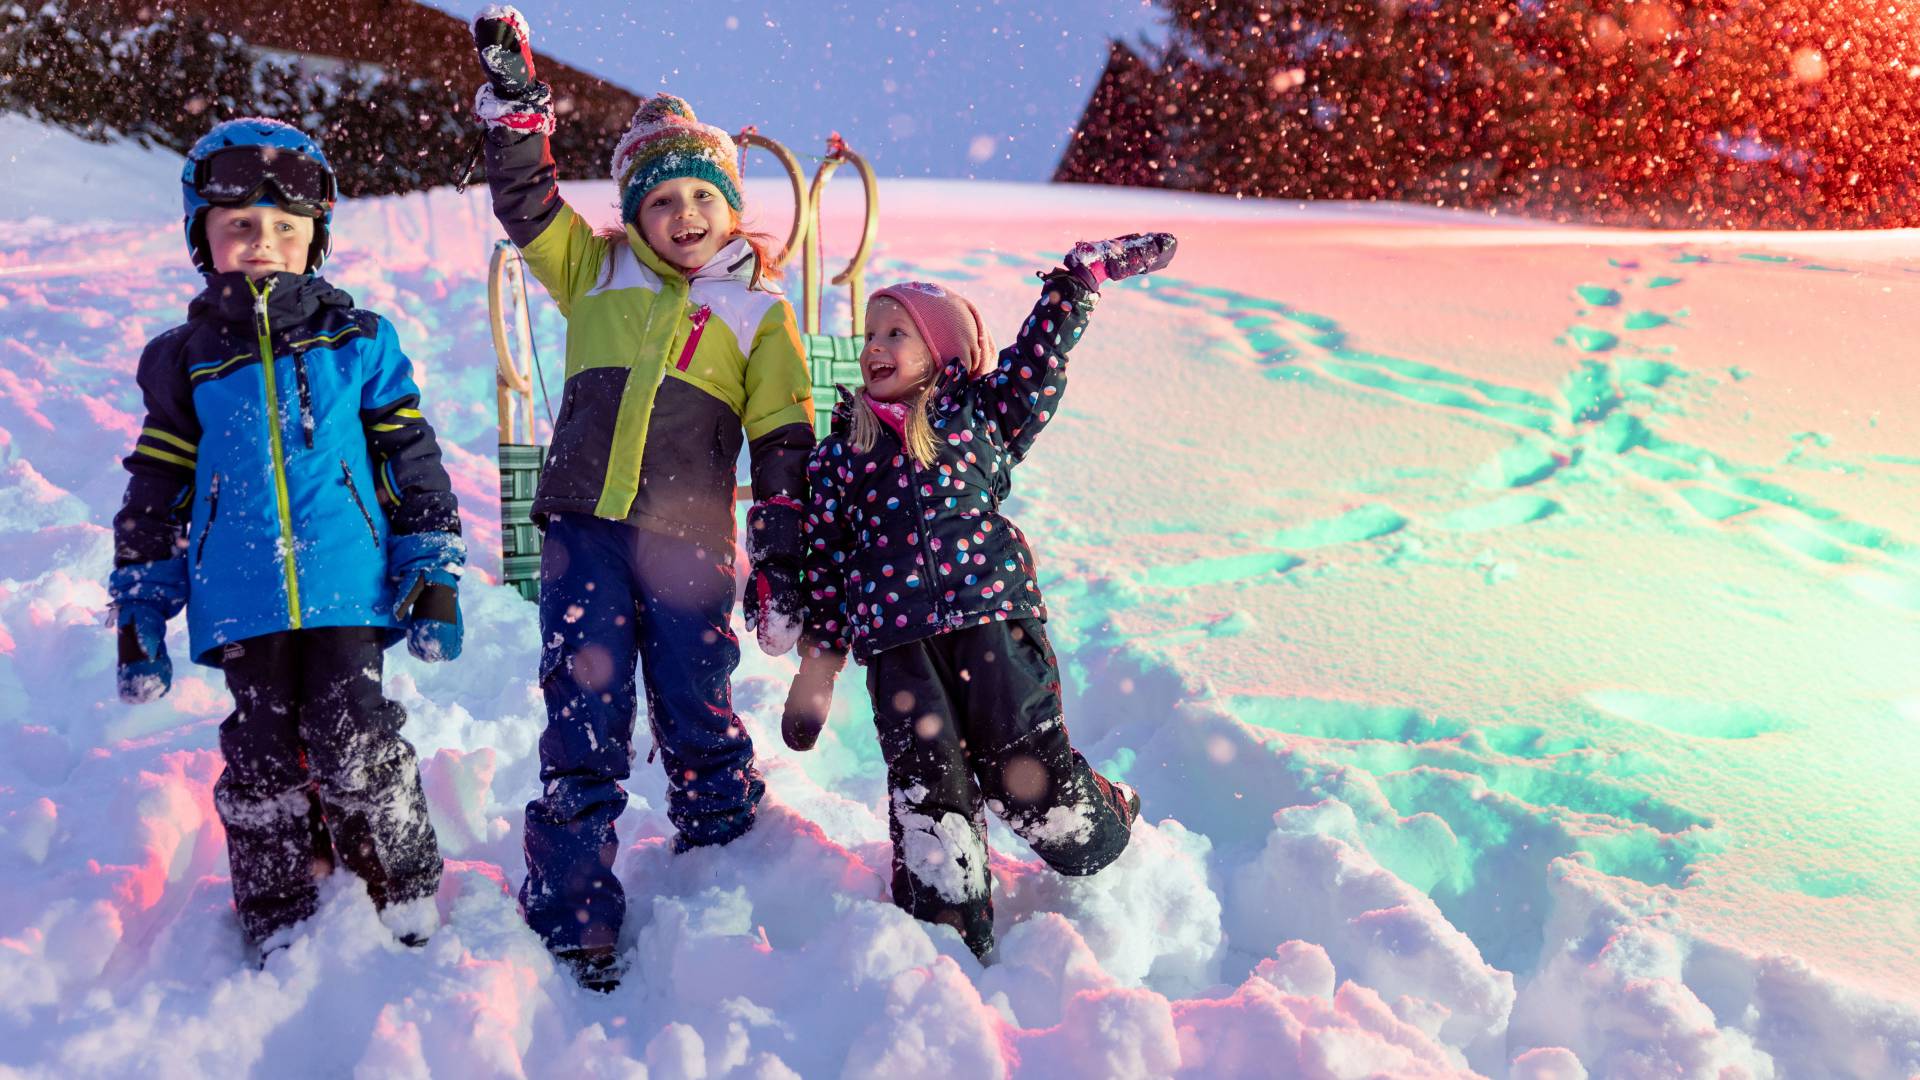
left=488, top=240, right=538, bottom=445
left=734, top=127, right=810, bottom=272
left=802, top=133, right=880, bottom=337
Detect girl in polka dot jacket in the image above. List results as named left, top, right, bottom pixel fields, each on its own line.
left=781, top=233, right=1178, bottom=958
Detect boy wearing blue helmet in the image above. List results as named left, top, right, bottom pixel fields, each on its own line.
left=109, top=118, right=464, bottom=958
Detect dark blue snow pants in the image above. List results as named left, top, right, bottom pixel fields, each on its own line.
left=520, top=512, right=764, bottom=954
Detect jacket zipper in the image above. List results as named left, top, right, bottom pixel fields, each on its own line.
left=674, top=305, right=711, bottom=371
left=293, top=349, right=314, bottom=449
left=250, top=277, right=303, bottom=628
left=898, top=429, right=949, bottom=627
left=339, top=459, right=380, bottom=546
left=195, top=470, right=221, bottom=568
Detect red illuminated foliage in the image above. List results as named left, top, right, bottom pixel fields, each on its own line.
left=1059, top=1, right=1920, bottom=227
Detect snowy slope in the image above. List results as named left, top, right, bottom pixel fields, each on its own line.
left=3, top=127, right=1920, bottom=1078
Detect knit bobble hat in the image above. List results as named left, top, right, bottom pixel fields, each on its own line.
left=610, top=93, right=744, bottom=225
left=869, top=282, right=998, bottom=379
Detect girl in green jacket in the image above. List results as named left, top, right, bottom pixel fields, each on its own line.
left=471, top=6, right=814, bottom=990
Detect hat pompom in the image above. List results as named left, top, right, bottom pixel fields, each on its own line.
left=630, top=93, right=697, bottom=128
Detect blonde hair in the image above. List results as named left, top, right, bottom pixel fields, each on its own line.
left=850, top=385, right=939, bottom=467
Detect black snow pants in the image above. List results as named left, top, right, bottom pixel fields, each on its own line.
left=213, top=627, right=441, bottom=947
left=866, top=618, right=1134, bottom=957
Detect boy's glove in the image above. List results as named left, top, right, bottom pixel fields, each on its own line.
left=781, top=645, right=845, bottom=752
left=395, top=569, right=463, bottom=663
left=472, top=5, right=540, bottom=100
left=116, top=602, right=173, bottom=704
left=1064, top=232, right=1179, bottom=291
left=743, top=499, right=806, bottom=656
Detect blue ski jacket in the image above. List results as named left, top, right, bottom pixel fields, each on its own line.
left=110, top=271, right=464, bottom=666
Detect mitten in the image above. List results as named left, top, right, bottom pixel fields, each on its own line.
left=395, top=568, right=463, bottom=662
left=472, top=5, right=540, bottom=99
left=743, top=498, right=806, bottom=656
left=1064, top=232, right=1179, bottom=290
left=116, top=602, right=173, bottom=704
left=781, top=644, right=845, bottom=752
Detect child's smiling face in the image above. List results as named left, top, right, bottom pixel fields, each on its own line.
left=636, top=177, right=733, bottom=272
left=862, top=297, right=937, bottom=403
left=205, top=205, right=313, bottom=279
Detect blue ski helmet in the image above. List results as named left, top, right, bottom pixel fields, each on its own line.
left=181, top=118, right=336, bottom=273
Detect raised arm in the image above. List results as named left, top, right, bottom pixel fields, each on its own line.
left=976, top=269, right=1094, bottom=463
left=472, top=6, right=602, bottom=312
left=980, top=232, right=1178, bottom=461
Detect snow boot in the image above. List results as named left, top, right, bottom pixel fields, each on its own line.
left=556, top=945, right=623, bottom=993
left=1091, top=771, right=1141, bottom=831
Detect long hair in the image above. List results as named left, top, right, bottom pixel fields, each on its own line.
left=597, top=205, right=787, bottom=290
left=849, top=385, right=939, bottom=467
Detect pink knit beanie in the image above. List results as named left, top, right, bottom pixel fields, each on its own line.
left=869, top=282, right=997, bottom=378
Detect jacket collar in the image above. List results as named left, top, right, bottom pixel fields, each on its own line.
left=623, top=228, right=768, bottom=292
left=189, top=271, right=353, bottom=327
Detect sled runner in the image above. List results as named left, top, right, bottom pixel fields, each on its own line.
left=794, top=131, right=878, bottom=436
left=490, top=238, right=547, bottom=602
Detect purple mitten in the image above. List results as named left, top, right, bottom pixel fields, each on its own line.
left=1065, top=232, right=1179, bottom=290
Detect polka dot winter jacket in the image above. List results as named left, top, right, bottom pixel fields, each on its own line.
left=801, top=268, right=1096, bottom=662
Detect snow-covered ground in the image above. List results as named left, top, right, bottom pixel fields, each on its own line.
left=3, top=119, right=1920, bottom=1077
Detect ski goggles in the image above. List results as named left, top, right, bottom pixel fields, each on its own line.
left=192, top=145, right=335, bottom=217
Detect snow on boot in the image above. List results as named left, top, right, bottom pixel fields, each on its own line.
left=378, top=895, right=440, bottom=948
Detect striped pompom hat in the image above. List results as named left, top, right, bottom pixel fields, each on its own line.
left=610, top=93, right=744, bottom=224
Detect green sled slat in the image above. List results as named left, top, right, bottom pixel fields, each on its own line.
left=499, top=442, right=547, bottom=601
left=804, top=332, right=861, bottom=437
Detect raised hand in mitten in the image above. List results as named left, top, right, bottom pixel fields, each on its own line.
left=1064, top=232, right=1179, bottom=290
left=781, top=645, right=845, bottom=752
left=116, top=602, right=173, bottom=704
left=472, top=5, right=540, bottom=99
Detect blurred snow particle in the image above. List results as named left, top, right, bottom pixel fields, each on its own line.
left=1206, top=735, right=1235, bottom=764
left=1792, top=47, right=1828, bottom=84
left=966, top=135, right=997, bottom=163
left=1001, top=755, right=1048, bottom=802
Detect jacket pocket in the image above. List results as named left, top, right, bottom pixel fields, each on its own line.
left=293, top=350, right=314, bottom=449
left=339, top=459, right=380, bottom=547
left=195, top=471, right=221, bottom=568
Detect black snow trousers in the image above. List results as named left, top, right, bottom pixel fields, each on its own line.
left=865, top=618, right=1134, bottom=957
left=213, top=627, right=441, bottom=947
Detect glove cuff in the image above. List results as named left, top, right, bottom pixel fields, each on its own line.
left=109, top=559, right=188, bottom=620
left=394, top=567, right=460, bottom=622
left=390, top=530, right=467, bottom=582
left=474, top=83, right=556, bottom=134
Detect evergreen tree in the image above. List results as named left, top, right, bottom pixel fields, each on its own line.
left=0, top=2, right=622, bottom=198
left=1058, top=0, right=1920, bottom=227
